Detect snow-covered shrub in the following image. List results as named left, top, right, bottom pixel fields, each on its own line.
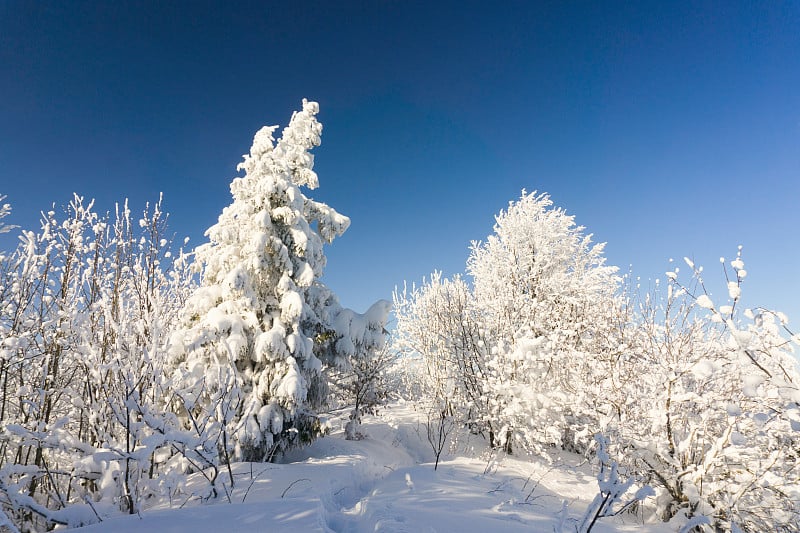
left=0, top=196, right=195, bottom=530
left=425, top=394, right=456, bottom=471
left=326, top=301, right=393, bottom=440
left=610, top=251, right=800, bottom=531
left=168, top=100, right=387, bottom=460
left=392, top=271, right=507, bottom=459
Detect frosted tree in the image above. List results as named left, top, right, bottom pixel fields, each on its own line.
left=169, top=100, right=366, bottom=461
left=393, top=273, right=490, bottom=446
left=394, top=191, right=623, bottom=454
left=467, top=191, right=622, bottom=453
left=468, top=191, right=619, bottom=346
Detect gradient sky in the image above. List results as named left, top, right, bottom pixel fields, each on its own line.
left=1, top=1, right=798, bottom=325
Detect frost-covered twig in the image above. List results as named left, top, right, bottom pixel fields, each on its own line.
left=578, top=435, right=653, bottom=533
left=554, top=500, right=570, bottom=533
left=83, top=494, right=103, bottom=524
left=0, top=195, right=18, bottom=234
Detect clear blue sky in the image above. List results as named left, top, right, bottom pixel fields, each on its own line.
left=1, top=2, right=798, bottom=324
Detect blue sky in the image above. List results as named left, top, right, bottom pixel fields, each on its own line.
left=1, top=2, right=798, bottom=323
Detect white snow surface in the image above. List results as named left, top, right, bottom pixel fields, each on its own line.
left=75, top=403, right=674, bottom=533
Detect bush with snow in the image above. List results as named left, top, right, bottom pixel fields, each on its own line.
left=327, top=301, right=393, bottom=440
left=610, top=251, right=800, bottom=530
left=0, top=196, right=195, bottom=530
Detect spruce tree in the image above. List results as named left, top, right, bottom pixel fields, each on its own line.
left=170, top=100, right=354, bottom=460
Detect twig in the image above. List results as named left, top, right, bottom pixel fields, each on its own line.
left=83, top=494, right=103, bottom=523
left=281, top=478, right=310, bottom=498
left=241, top=467, right=274, bottom=503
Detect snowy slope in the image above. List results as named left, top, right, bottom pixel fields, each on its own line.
left=77, top=403, right=672, bottom=533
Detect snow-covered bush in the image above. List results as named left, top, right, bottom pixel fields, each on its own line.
left=168, top=100, right=388, bottom=461
left=327, top=301, right=393, bottom=440
left=0, top=196, right=195, bottom=530
left=393, top=273, right=489, bottom=441
left=610, top=251, right=800, bottom=530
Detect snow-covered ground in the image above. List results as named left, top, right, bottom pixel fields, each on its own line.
left=77, top=402, right=672, bottom=532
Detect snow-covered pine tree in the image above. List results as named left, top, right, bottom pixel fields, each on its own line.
left=169, top=100, right=361, bottom=461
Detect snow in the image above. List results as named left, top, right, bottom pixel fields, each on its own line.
left=75, top=403, right=672, bottom=533
left=727, top=281, right=741, bottom=299
left=275, top=357, right=307, bottom=401
left=279, top=290, right=304, bottom=322
left=695, top=294, right=714, bottom=309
